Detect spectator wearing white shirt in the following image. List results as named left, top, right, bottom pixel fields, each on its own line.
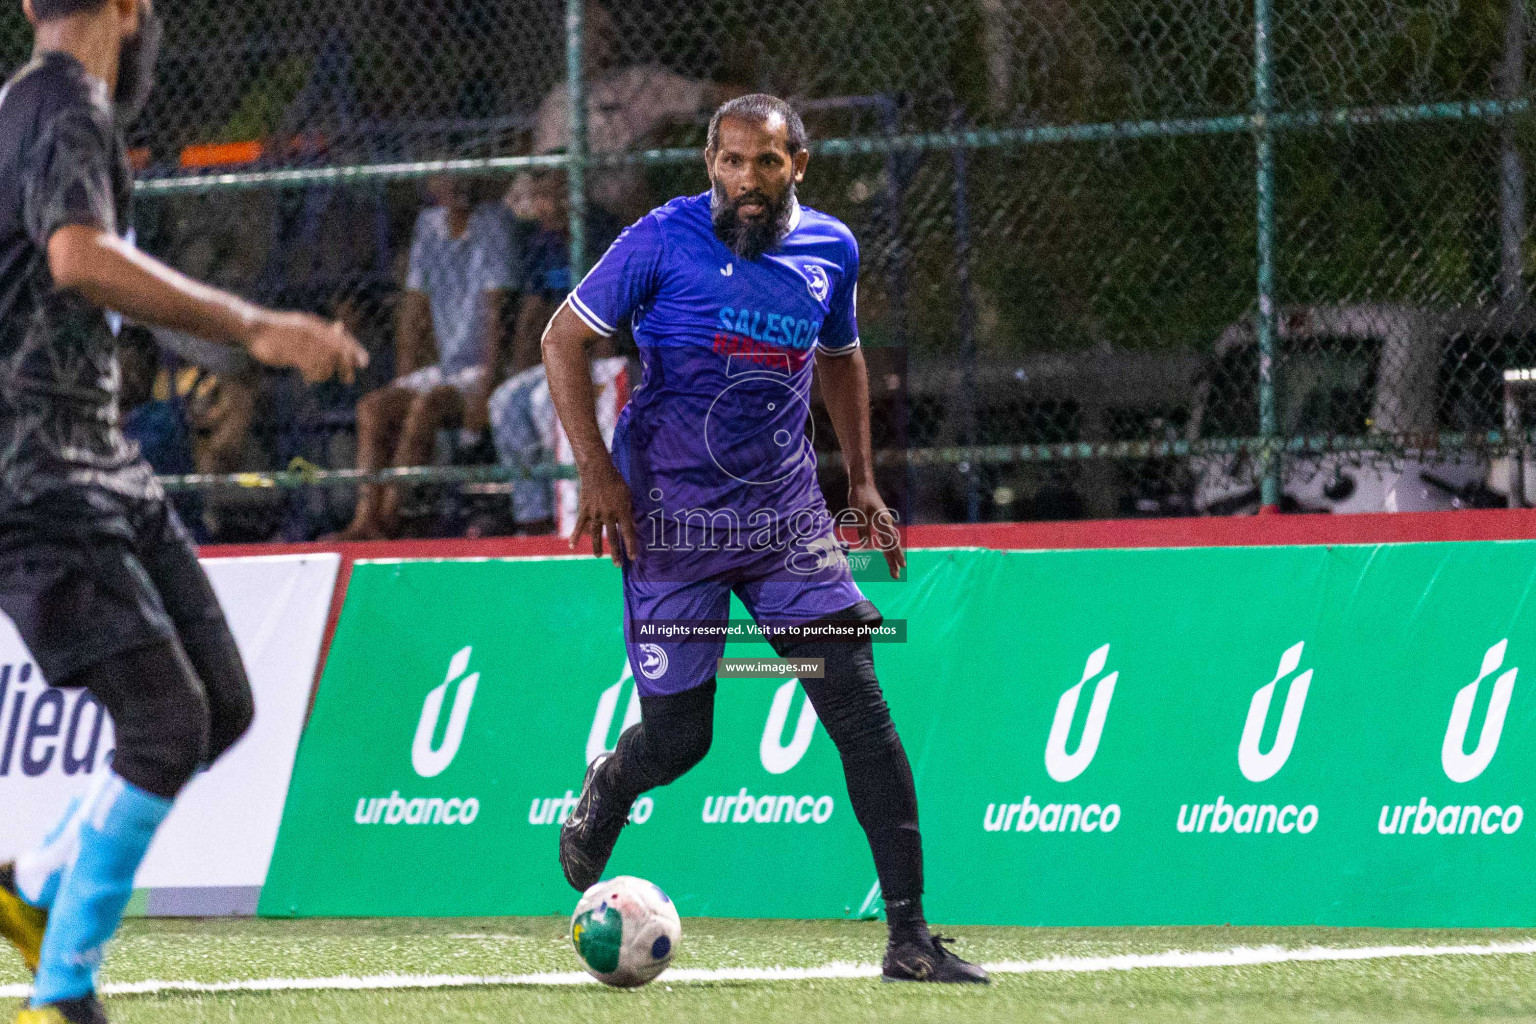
left=331, top=176, right=515, bottom=540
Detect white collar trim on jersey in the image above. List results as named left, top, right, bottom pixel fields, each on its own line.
left=784, top=196, right=803, bottom=237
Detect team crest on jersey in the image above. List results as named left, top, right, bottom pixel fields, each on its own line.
left=802, top=264, right=830, bottom=303
left=637, top=643, right=669, bottom=680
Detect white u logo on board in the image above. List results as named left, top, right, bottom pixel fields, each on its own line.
left=761, top=680, right=819, bottom=775
left=412, top=646, right=479, bottom=778
left=586, top=661, right=643, bottom=766
left=1442, top=640, right=1517, bottom=784
left=1045, top=644, right=1117, bottom=783
left=1238, top=641, right=1312, bottom=783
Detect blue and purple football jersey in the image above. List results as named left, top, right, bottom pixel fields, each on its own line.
left=570, top=192, right=861, bottom=576
left=569, top=191, right=868, bottom=694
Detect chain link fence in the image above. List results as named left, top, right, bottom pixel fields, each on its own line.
left=3, top=0, right=1532, bottom=539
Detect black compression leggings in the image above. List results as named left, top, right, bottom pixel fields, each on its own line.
left=67, top=621, right=253, bottom=801
left=605, top=601, right=924, bottom=903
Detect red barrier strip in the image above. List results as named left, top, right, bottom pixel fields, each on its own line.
left=200, top=509, right=1536, bottom=702
left=201, top=508, right=1536, bottom=566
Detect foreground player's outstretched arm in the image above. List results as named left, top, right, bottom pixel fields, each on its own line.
left=48, top=226, right=367, bottom=384
left=817, top=345, right=905, bottom=579
left=542, top=301, right=639, bottom=563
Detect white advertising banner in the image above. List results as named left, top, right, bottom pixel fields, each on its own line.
left=0, top=553, right=339, bottom=913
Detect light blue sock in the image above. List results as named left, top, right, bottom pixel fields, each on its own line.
left=15, top=782, right=99, bottom=909
left=31, top=773, right=172, bottom=1006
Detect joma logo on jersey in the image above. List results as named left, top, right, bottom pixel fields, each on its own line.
left=1044, top=645, right=1118, bottom=782
left=412, top=647, right=479, bottom=778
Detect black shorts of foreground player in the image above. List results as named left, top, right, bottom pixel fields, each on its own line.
left=0, top=1, right=366, bottom=1021
left=543, top=94, right=986, bottom=985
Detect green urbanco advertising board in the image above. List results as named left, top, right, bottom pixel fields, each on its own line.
left=262, top=542, right=1536, bottom=926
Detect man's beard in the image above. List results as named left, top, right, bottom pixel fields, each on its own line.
left=711, top=181, right=796, bottom=261
left=114, top=8, right=163, bottom=127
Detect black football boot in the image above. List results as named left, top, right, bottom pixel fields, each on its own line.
left=882, top=933, right=991, bottom=984
left=17, top=993, right=111, bottom=1024
left=558, top=753, right=634, bottom=891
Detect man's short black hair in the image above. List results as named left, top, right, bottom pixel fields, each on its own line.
left=707, top=94, right=808, bottom=157
left=30, top=0, right=110, bottom=21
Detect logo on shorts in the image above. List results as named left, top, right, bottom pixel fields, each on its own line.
left=803, top=264, right=830, bottom=303
left=637, top=643, right=669, bottom=681
left=786, top=534, right=848, bottom=576
left=412, top=646, right=478, bottom=778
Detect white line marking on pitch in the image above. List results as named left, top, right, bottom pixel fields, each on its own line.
left=5, top=941, right=1536, bottom=999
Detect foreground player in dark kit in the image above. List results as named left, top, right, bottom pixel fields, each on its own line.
left=545, top=94, right=987, bottom=984
left=0, top=0, right=366, bottom=1020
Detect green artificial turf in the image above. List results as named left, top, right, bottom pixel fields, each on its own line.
left=5, top=917, right=1536, bottom=1023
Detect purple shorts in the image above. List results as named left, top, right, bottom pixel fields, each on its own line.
left=622, top=566, right=865, bottom=696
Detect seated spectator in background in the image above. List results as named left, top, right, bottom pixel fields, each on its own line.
left=124, top=322, right=260, bottom=484
left=510, top=1, right=734, bottom=224
left=117, top=327, right=199, bottom=533
left=488, top=350, right=629, bottom=538
left=118, top=324, right=264, bottom=541
left=330, top=175, right=516, bottom=540
left=118, top=327, right=178, bottom=463
left=490, top=169, right=622, bottom=535
left=487, top=363, right=556, bottom=534
left=505, top=167, right=622, bottom=372
left=184, top=361, right=257, bottom=481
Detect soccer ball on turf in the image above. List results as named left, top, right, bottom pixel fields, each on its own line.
left=570, top=875, right=682, bottom=987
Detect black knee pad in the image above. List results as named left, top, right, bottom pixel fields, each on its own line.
left=117, top=695, right=210, bottom=800
left=639, top=679, right=716, bottom=780
left=806, top=646, right=899, bottom=756
left=78, top=641, right=211, bottom=799
left=207, top=684, right=254, bottom=765
left=178, top=617, right=255, bottom=763
left=774, top=603, right=898, bottom=756
left=608, top=680, right=716, bottom=798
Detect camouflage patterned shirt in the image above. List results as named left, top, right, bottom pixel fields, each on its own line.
left=0, top=50, right=158, bottom=532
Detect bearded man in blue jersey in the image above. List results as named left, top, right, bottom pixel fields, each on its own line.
left=543, top=94, right=986, bottom=984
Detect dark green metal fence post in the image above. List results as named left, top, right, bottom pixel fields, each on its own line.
left=1254, top=0, right=1280, bottom=511
left=565, top=0, right=589, bottom=280
left=1500, top=0, right=1527, bottom=309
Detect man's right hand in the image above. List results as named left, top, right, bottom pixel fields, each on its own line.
left=572, top=462, right=639, bottom=565
left=248, top=311, right=369, bottom=385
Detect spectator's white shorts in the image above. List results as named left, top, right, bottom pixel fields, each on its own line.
left=394, top=363, right=486, bottom=396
